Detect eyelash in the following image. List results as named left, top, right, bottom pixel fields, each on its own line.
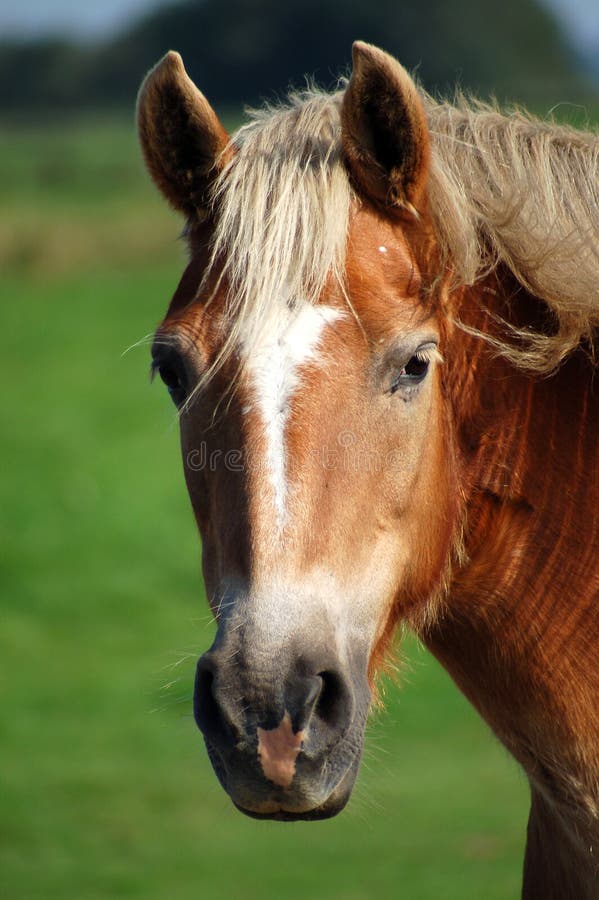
left=389, top=346, right=440, bottom=394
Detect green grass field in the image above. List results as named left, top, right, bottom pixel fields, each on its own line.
left=1, top=118, right=530, bottom=899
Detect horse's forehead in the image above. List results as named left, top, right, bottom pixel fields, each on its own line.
left=347, top=208, right=421, bottom=288
left=159, top=206, right=426, bottom=351
left=343, top=209, right=426, bottom=336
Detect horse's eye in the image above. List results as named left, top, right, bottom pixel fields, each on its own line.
left=390, top=351, right=431, bottom=394
left=152, top=357, right=187, bottom=407
left=158, top=365, right=181, bottom=391
left=404, top=354, right=430, bottom=379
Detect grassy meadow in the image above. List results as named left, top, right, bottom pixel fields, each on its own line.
left=1, top=116, right=530, bottom=900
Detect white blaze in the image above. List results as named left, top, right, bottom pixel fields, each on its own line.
left=242, top=299, right=342, bottom=526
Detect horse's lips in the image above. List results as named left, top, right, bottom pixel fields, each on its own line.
left=226, top=747, right=360, bottom=822
left=233, top=801, right=344, bottom=821
left=232, top=779, right=353, bottom=821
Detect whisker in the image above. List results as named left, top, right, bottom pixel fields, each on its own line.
left=121, top=333, right=157, bottom=357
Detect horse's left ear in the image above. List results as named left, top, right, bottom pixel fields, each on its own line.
left=341, top=41, right=430, bottom=214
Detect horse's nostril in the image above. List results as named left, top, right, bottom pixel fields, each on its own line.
left=194, top=659, right=235, bottom=745
left=288, top=674, right=323, bottom=731
left=315, top=670, right=349, bottom=730
left=287, top=668, right=352, bottom=734
left=304, top=675, right=323, bottom=710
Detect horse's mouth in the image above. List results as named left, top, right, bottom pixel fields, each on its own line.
left=232, top=772, right=355, bottom=821
left=222, top=745, right=361, bottom=822
left=234, top=800, right=344, bottom=821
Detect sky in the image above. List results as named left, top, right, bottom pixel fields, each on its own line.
left=0, top=0, right=597, bottom=55
left=542, top=0, right=599, bottom=57
left=0, top=0, right=170, bottom=39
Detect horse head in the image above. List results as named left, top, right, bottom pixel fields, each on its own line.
left=137, top=43, right=459, bottom=820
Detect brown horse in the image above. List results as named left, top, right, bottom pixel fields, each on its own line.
left=137, top=42, right=599, bottom=898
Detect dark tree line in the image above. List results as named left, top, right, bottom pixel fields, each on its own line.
left=0, top=0, right=590, bottom=116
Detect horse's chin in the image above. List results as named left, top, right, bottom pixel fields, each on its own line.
left=228, top=754, right=359, bottom=822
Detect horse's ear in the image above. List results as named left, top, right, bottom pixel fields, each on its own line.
left=137, top=51, right=231, bottom=216
left=341, top=41, right=430, bottom=213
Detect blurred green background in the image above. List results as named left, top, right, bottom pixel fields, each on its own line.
left=2, top=2, right=597, bottom=898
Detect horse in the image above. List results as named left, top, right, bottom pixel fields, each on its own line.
left=137, top=42, right=599, bottom=898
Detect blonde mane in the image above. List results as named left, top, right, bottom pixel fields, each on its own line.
left=426, top=98, right=599, bottom=370
left=205, top=90, right=352, bottom=377
left=204, top=85, right=599, bottom=374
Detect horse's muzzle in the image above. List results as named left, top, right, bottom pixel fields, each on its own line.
left=193, top=640, right=370, bottom=819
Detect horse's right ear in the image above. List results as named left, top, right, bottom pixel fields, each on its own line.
left=137, top=51, right=231, bottom=217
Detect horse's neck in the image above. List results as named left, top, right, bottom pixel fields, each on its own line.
left=423, top=280, right=599, bottom=832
